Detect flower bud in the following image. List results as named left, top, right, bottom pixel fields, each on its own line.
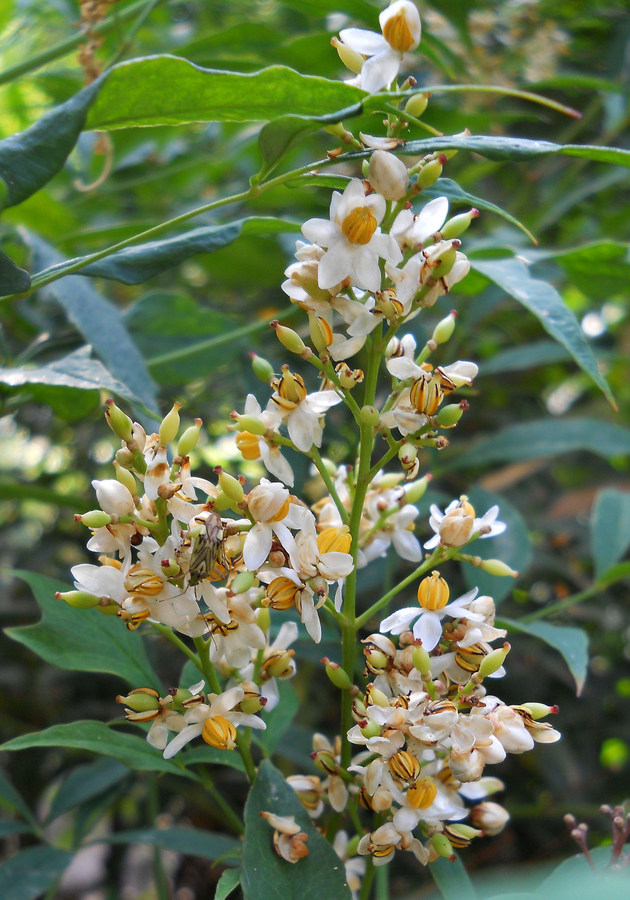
left=113, top=461, right=137, bottom=497
left=256, top=606, right=271, bottom=633
left=158, top=402, right=181, bottom=447
left=231, top=571, right=255, bottom=594
left=115, top=447, right=135, bottom=469
left=271, top=321, right=307, bottom=355
left=417, top=571, right=449, bottom=610
left=368, top=150, right=409, bottom=200
left=440, top=208, right=479, bottom=240
left=104, top=399, right=133, bottom=442
left=416, top=156, right=444, bottom=190
left=404, top=93, right=429, bottom=118
left=478, top=559, right=519, bottom=577
left=56, top=590, right=101, bottom=609
left=177, top=418, right=202, bottom=456
left=404, top=474, right=432, bottom=504
left=77, top=510, right=113, bottom=529
left=431, top=311, right=457, bottom=345
left=412, top=645, right=431, bottom=676
left=331, top=35, right=364, bottom=74
left=471, top=801, right=510, bottom=836
left=232, top=414, right=267, bottom=436
left=116, top=688, right=160, bottom=712
left=359, top=405, right=381, bottom=426
left=478, top=642, right=511, bottom=679
left=522, top=702, right=560, bottom=720
left=431, top=832, right=455, bottom=859
left=308, top=314, right=333, bottom=353
left=92, top=479, right=135, bottom=517
left=215, top=467, right=244, bottom=504
left=322, top=658, right=353, bottom=690
left=435, top=402, right=465, bottom=428
left=250, top=353, right=275, bottom=383
left=360, top=719, right=382, bottom=740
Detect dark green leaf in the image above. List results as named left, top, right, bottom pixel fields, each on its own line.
left=0, top=250, right=30, bottom=293
left=0, top=347, right=140, bottom=404
left=87, top=60, right=365, bottom=129
left=0, top=845, right=73, bottom=900
left=461, top=488, right=531, bottom=603
left=24, top=233, right=158, bottom=414
left=527, top=241, right=630, bottom=298
left=478, top=340, right=572, bottom=376
left=81, top=217, right=298, bottom=284
left=456, top=418, right=630, bottom=468
left=5, top=571, right=160, bottom=687
left=182, top=746, right=246, bottom=773
left=538, top=846, right=627, bottom=900
left=215, top=867, right=242, bottom=900
left=429, top=853, right=477, bottom=900
left=0, top=821, right=34, bottom=837
left=0, top=768, right=37, bottom=826
left=46, top=758, right=129, bottom=824
left=100, top=825, right=239, bottom=860
left=589, top=489, right=630, bottom=580
left=471, top=258, right=614, bottom=406
left=0, top=721, right=195, bottom=779
left=0, top=81, right=100, bottom=209
left=500, top=619, right=589, bottom=695
left=597, top=560, right=630, bottom=587
left=241, top=759, right=351, bottom=900
left=257, top=681, right=300, bottom=756
left=425, top=178, right=536, bottom=243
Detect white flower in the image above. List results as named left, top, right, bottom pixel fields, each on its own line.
left=242, top=479, right=302, bottom=571
left=239, top=394, right=295, bottom=486
left=424, top=499, right=506, bottom=550
left=339, top=1, right=421, bottom=93
left=379, top=586, right=482, bottom=652
left=267, top=373, right=342, bottom=453
left=302, top=178, right=402, bottom=292
left=390, top=196, right=449, bottom=251
left=92, top=479, right=136, bottom=517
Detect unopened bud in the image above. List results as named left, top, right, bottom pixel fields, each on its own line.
left=431, top=833, right=455, bottom=859
left=331, top=35, right=364, bottom=74
left=256, top=606, right=271, bottom=633
left=232, top=571, right=255, bottom=594
left=435, top=403, right=464, bottom=428
left=250, top=353, right=275, bottom=383
left=478, top=558, right=519, bottom=577
left=359, top=405, right=381, bottom=426
left=431, top=311, right=457, bottom=345
left=232, top=414, right=267, bottom=436
left=522, top=702, right=560, bottom=720
left=415, top=156, right=445, bottom=190
left=104, top=399, right=133, bottom=442
left=368, top=150, right=409, bottom=201
left=158, top=402, right=181, bottom=447
left=177, top=419, right=202, bottom=456
left=215, top=467, right=245, bottom=504
left=77, top=510, right=113, bottom=529
left=405, top=474, right=432, bottom=504
left=478, top=642, right=511, bottom=678
left=115, top=447, right=134, bottom=469
left=113, top=461, right=137, bottom=496
left=56, top=590, right=101, bottom=609
left=360, top=719, right=382, bottom=739
left=271, top=321, right=307, bottom=355
left=404, top=93, right=429, bottom=118
left=308, top=314, right=333, bottom=353
left=440, top=208, right=479, bottom=240
left=116, top=688, right=160, bottom=712
left=412, top=645, right=431, bottom=676
left=322, top=658, right=353, bottom=690
left=471, top=801, right=510, bottom=836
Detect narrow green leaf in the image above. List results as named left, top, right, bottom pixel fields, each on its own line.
left=500, top=619, right=589, bottom=695
left=25, top=233, right=158, bottom=413
left=100, top=826, right=239, bottom=860
left=461, top=488, right=531, bottom=603
left=46, top=758, right=129, bottom=824
left=215, top=867, right=242, bottom=900
left=456, top=418, right=630, bottom=468
left=429, top=853, right=477, bottom=900
left=242, top=759, right=351, bottom=900
left=0, top=347, right=141, bottom=405
left=181, top=746, right=246, bottom=773
left=0, top=250, right=31, bottom=293
left=0, top=845, right=73, bottom=900
left=0, top=768, right=37, bottom=826
left=526, top=241, right=630, bottom=299
left=5, top=571, right=160, bottom=688
left=0, top=721, right=194, bottom=779
left=87, top=60, right=365, bottom=129
left=0, top=821, right=34, bottom=837
left=425, top=178, right=536, bottom=244
left=478, top=340, right=571, bottom=376
left=589, top=489, right=630, bottom=580
left=471, top=258, right=614, bottom=406
left=0, top=81, right=100, bottom=209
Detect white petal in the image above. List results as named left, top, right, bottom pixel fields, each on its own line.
left=379, top=607, right=419, bottom=634
left=392, top=528, right=422, bottom=562
left=242, top=523, right=272, bottom=571
left=163, top=723, right=203, bottom=758
left=412, top=611, right=443, bottom=651
left=339, top=27, right=389, bottom=56
left=360, top=48, right=402, bottom=93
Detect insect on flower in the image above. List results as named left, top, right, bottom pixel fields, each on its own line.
left=178, top=510, right=230, bottom=586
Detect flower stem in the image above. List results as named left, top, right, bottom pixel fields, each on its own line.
left=151, top=623, right=203, bottom=672
left=194, top=767, right=244, bottom=834
left=310, top=446, right=350, bottom=526
left=193, top=636, right=222, bottom=694
left=237, top=729, right=257, bottom=783
left=355, top=549, right=446, bottom=630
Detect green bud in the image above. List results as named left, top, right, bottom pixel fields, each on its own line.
left=377, top=473, right=403, bottom=490
left=177, top=419, right=202, bottom=456
left=271, top=321, right=307, bottom=355
left=216, top=467, right=244, bottom=504
left=415, top=156, right=444, bottom=190
left=441, top=208, right=479, bottom=240
left=478, top=558, right=519, bottom=577
left=431, top=833, right=454, bottom=859
left=77, top=510, right=113, bottom=529
left=430, top=244, right=458, bottom=280
left=322, top=658, right=353, bottom=691
left=232, top=571, right=255, bottom=594
left=116, top=688, right=160, bottom=712
left=405, top=474, right=432, bottom=504
left=159, top=402, right=182, bottom=447
left=360, top=720, right=382, bottom=739
left=212, top=491, right=233, bottom=512
left=113, top=461, right=137, bottom=497
left=104, top=399, right=133, bottom=442
left=412, top=645, right=431, bottom=676
left=435, top=403, right=465, bottom=428
left=256, top=606, right=271, bottom=633
left=361, top=158, right=370, bottom=178
left=161, top=559, right=181, bottom=578
left=56, top=590, right=101, bottom=609
left=431, top=311, right=457, bottom=345
left=522, top=702, right=559, bottom=720
left=232, top=414, right=267, bottom=436
left=250, top=353, right=275, bottom=383
left=449, top=824, right=482, bottom=841
left=478, top=643, right=511, bottom=679
left=404, top=93, right=429, bottom=118
left=359, top=405, right=381, bottom=426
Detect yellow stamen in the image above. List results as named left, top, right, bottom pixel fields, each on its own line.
left=341, top=206, right=377, bottom=244
left=383, top=9, right=416, bottom=52
left=417, top=571, right=450, bottom=610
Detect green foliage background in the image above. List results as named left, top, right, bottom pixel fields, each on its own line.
left=0, top=1, right=629, bottom=897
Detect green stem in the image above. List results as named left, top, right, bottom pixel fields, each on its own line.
left=151, top=623, right=202, bottom=673
left=519, top=583, right=602, bottom=623
left=375, top=864, right=389, bottom=900
left=194, top=767, right=244, bottom=834
left=309, top=446, right=350, bottom=526
left=366, top=438, right=401, bottom=482
left=193, top=637, right=222, bottom=694
left=359, top=859, right=377, bottom=900
left=237, top=730, right=257, bottom=783
left=103, top=0, right=163, bottom=70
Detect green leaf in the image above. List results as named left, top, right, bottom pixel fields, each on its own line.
left=5, top=571, right=160, bottom=688
left=0, top=768, right=37, bottom=827
left=425, top=178, right=536, bottom=243
left=0, top=81, right=100, bottom=209
left=80, top=217, right=298, bottom=284
left=241, top=759, right=351, bottom=900
left=182, top=746, right=246, bottom=773
left=0, top=821, right=34, bottom=837
left=429, top=853, right=477, bottom=900
left=526, top=241, right=630, bottom=299
left=215, top=867, right=242, bottom=900
left=100, top=826, right=239, bottom=860
left=0, top=845, right=73, bottom=900
left=471, top=258, right=614, bottom=406
left=461, top=488, right=531, bottom=603
left=590, top=489, right=630, bottom=580
left=456, top=418, right=630, bottom=468
left=500, top=619, right=589, bottom=695
left=257, top=681, right=300, bottom=756
left=0, top=721, right=195, bottom=779
left=46, top=758, right=129, bottom=824
left=87, top=60, right=366, bottom=129
left=478, top=339, right=571, bottom=376
left=0, top=250, right=31, bottom=293
left=398, top=135, right=630, bottom=168
left=0, top=347, right=141, bottom=405
left=538, top=846, right=627, bottom=900
left=25, top=234, right=158, bottom=414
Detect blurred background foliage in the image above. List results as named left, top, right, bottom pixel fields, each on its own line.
left=0, top=0, right=629, bottom=897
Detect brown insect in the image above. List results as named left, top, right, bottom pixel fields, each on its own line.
left=179, top=510, right=229, bottom=586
